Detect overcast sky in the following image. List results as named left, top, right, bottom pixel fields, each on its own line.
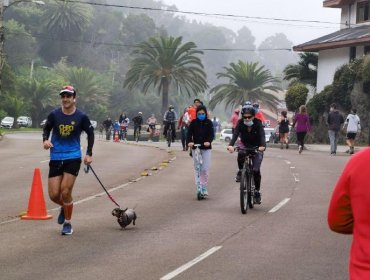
left=162, top=0, right=341, bottom=45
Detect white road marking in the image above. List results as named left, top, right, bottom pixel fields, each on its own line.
left=284, top=160, right=291, bottom=165
left=160, top=246, right=222, bottom=280
left=40, top=160, right=49, bottom=163
left=269, top=198, right=291, bottom=213
left=290, top=166, right=295, bottom=169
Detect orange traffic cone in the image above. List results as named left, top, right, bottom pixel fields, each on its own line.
left=21, top=168, right=52, bottom=220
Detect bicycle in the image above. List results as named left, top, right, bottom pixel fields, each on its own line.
left=193, top=144, right=205, bottom=200
left=166, top=121, right=175, bottom=147
left=134, top=125, right=141, bottom=142
left=238, top=147, right=259, bottom=214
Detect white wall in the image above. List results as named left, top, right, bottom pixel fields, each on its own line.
left=317, top=48, right=349, bottom=92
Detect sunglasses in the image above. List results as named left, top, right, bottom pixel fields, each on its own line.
left=243, top=115, right=253, bottom=119
left=197, top=113, right=205, bottom=115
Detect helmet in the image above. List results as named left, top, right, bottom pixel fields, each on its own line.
left=169, top=105, right=174, bottom=109
left=244, top=101, right=252, bottom=107
left=253, top=103, right=259, bottom=109
left=59, top=85, right=76, bottom=96
left=138, top=112, right=142, bottom=115
left=241, top=105, right=255, bottom=116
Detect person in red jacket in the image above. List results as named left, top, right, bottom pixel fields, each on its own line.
left=328, top=148, right=370, bottom=279
left=188, top=98, right=202, bottom=122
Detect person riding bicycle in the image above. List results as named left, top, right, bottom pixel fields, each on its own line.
left=227, top=105, right=266, bottom=204
left=187, top=105, right=214, bottom=196
left=132, top=112, right=143, bottom=140
left=102, top=117, right=113, bottom=140
left=163, top=105, right=178, bottom=142
left=253, top=102, right=267, bottom=127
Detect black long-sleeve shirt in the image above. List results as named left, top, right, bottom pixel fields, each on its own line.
left=229, top=118, right=266, bottom=148
left=187, top=118, right=214, bottom=150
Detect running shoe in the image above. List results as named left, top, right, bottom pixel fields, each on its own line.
left=298, top=145, right=303, bottom=154
left=202, top=188, right=209, bottom=196
left=235, top=170, right=242, bottom=182
left=61, top=222, right=73, bottom=235
left=57, top=207, right=65, bottom=225
left=254, top=192, right=262, bottom=204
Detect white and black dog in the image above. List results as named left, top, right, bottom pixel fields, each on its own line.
left=112, top=208, right=137, bottom=229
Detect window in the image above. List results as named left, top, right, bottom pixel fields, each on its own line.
left=350, top=46, right=356, bottom=61
left=357, top=1, right=370, bottom=23
left=365, top=45, right=370, bottom=54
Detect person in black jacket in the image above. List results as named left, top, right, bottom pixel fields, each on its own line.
left=187, top=105, right=214, bottom=196
left=327, top=103, right=344, bottom=155
left=227, top=105, right=266, bottom=204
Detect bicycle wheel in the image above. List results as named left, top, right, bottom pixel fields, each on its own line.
left=167, top=129, right=172, bottom=147
left=240, top=169, right=248, bottom=214
left=248, top=170, right=255, bottom=209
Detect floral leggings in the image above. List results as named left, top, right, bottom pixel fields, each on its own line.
left=192, top=149, right=212, bottom=192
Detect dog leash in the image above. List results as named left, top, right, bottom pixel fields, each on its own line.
left=84, top=165, right=121, bottom=208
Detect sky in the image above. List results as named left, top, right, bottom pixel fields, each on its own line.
left=162, top=0, right=341, bottom=46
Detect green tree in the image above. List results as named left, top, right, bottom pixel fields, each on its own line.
left=124, top=36, right=208, bottom=115
left=283, top=52, right=318, bottom=88
left=285, top=83, right=309, bottom=112
left=209, top=60, right=280, bottom=110
left=39, top=0, right=93, bottom=63
left=17, top=78, right=58, bottom=127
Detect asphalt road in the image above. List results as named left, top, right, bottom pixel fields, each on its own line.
left=0, top=133, right=352, bottom=280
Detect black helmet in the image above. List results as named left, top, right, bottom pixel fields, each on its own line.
left=241, top=105, right=255, bottom=116
left=252, top=102, right=259, bottom=109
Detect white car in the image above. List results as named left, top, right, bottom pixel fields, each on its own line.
left=219, top=128, right=233, bottom=142
left=1, top=116, right=14, bottom=128
left=17, top=116, right=32, bottom=127
left=264, top=127, right=275, bottom=143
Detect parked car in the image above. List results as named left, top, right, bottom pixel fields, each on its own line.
left=269, top=126, right=293, bottom=143
left=17, top=116, right=32, bottom=127
left=264, top=127, right=275, bottom=143
left=219, top=128, right=233, bottom=142
left=1, top=116, right=14, bottom=128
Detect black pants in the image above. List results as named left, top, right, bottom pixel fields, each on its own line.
left=163, top=122, right=176, bottom=140
left=296, top=132, right=307, bottom=147
left=134, top=125, right=141, bottom=137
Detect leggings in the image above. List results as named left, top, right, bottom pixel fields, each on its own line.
left=192, top=149, right=211, bottom=188
left=296, top=132, right=307, bottom=147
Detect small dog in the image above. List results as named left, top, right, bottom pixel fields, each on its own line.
left=112, top=208, right=137, bottom=229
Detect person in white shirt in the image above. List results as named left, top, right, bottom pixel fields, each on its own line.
left=343, top=108, right=361, bottom=155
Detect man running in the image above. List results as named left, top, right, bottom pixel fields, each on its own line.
left=43, top=85, right=94, bottom=235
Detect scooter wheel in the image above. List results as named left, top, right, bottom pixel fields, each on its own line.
left=197, top=192, right=204, bottom=200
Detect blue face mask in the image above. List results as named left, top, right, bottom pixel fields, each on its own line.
left=244, top=120, right=253, bottom=126
left=197, top=114, right=206, bottom=121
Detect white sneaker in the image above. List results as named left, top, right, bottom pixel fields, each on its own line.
left=298, top=145, right=303, bottom=154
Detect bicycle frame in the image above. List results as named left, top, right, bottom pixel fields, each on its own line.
left=239, top=147, right=258, bottom=214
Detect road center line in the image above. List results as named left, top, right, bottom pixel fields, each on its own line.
left=160, top=246, right=222, bottom=280
left=269, top=198, right=291, bottom=213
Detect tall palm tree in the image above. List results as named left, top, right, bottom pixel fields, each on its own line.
left=283, top=52, right=318, bottom=89
left=124, top=36, right=208, bottom=115
left=209, top=61, right=280, bottom=110
left=40, top=0, right=93, bottom=63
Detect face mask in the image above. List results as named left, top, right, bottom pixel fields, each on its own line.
left=244, top=120, right=253, bottom=126
left=197, top=114, right=206, bottom=121
left=170, top=109, right=174, bottom=112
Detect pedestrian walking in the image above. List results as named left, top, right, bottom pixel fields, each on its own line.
left=212, top=117, right=219, bottom=135
left=42, top=86, right=94, bottom=235
left=327, top=103, right=344, bottom=155
left=187, top=105, right=214, bottom=196
left=178, top=107, right=190, bottom=151
left=343, top=109, right=361, bottom=155
left=146, top=114, right=157, bottom=142
left=328, top=148, right=370, bottom=279
left=278, top=110, right=290, bottom=149
left=292, top=105, right=310, bottom=154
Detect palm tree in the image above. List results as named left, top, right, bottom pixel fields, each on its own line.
left=17, top=78, right=58, bottom=127
left=209, top=61, right=280, bottom=110
left=124, top=36, right=208, bottom=115
left=40, top=0, right=93, bottom=63
left=283, top=52, right=318, bottom=89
